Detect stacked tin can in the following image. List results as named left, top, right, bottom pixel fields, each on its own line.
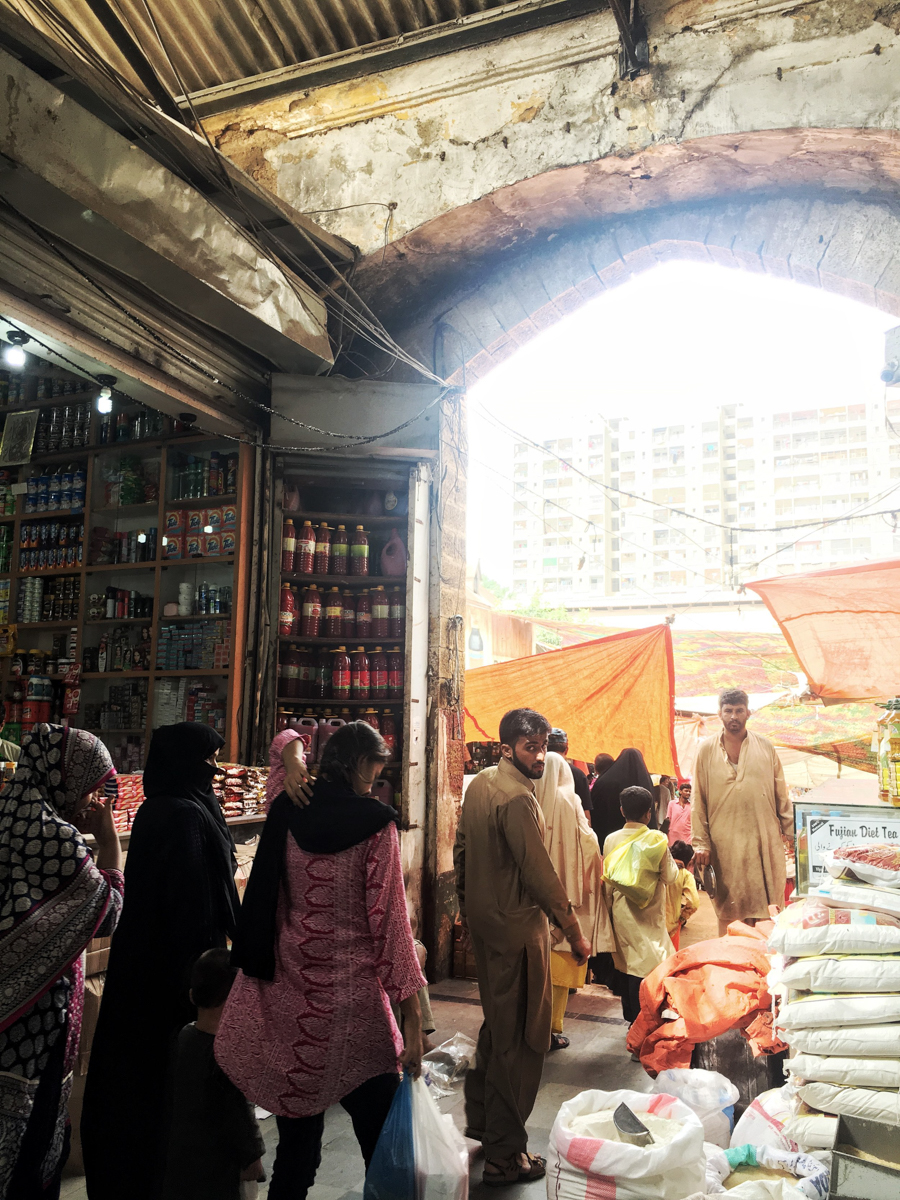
left=17, top=577, right=43, bottom=623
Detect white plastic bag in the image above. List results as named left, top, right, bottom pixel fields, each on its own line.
left=823, top=844, right=900, bottom=888
left=797, top=1081, right=900, bottom=1126
left=789, top=1053, right=900, bottom=1089
left=812, top=876, right=900, bottom=919
left=781, top=1113, right=839, bottom=1151
left=777, top=992, right=900, bottom=1030
left=729, top=1087, right=797, bottom=1153
left=776, top=954, right=900, bottom=993
left=785, top=1022, right=900, bottom=1058
left=409, top=1074, right=469, bottom=1200
left=766, top=900, right=900, bottom=956
left=546, top=1089, right=705, bottom=1200
left=651, top=1069, right=739, bottom=1148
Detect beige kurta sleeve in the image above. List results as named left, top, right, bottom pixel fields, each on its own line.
left=500, top=794, right=583, bottom=940
left=691, top=742, right=711, bottom=855
left=772, top=743, right=793, bottom=837
left=453, top=807, right=467, bottom=920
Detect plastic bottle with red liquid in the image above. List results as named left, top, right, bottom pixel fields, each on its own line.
left=370, top=646, right=388, bottom=700
left=381, top=710, right=397, bottom=759
left=351, top=647, right=370, bottom=700
left=314, top=523, right=331, bottom=575
left=296, top=520, right=316, bottom=574
left=371, top=586, right=389, bottom=638
left=278, top=582, right=295, bottom=636
left=361, top=708, right=380, bottom=731
left=311, top=649, right=330, bottom=699
left=350, top=526, right=369, bottom=576
left=330, top=525, right=349, bottom=575
left=341, top=590, right=356, bottom=639
left=300, top=585, right=322, bottom=637
left=390, top=587, right=406, bottom=639
left=388, top=646, right=404, bottom=698
left=296, top=646, right=313, bottom=699
left=281, top=518, right=296, bottom=572
left=324, top=588, right=343, bottom=637
left=331, top=647, right=351, bottom=701
left=356, top=589, right=372, bottom=638
left=283, top=646, right=301, bottom=697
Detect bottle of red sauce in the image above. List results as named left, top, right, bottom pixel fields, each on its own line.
left=296, top=520, right=316, bottom=574
left=389, top=586, right=405, bottom=639
left=371, top=586, right=389, bottom=638
left=283, top=646, right=301, bottom=697
left=361, top=707, right=380, bottom=731
left=281, top=518, right=296, bottom=572
left=300, top=585, right=322, bottom=637
left=388, top=646, right=404, bottom=698
left=314, top=523, right=331, bottom=575
left=351, top=646, right=370, bottom=700
left=341, top=590, right=356, bottom=639
left=350, top=526, right=369, bottom=576
left=356, top=589, right=372, bottom=638
left=324, top=588, right=343, bottom=637
left=297, top=646, right=313, bottom=699
left=370, top=646, right=388, bottom=700
left=330, top=525, right=349, bottom=575
left=278, top=582, right=295, bottom=637
left=381, top=709, right=397, bottom=759
left=332, top=646, right=351, bottom=700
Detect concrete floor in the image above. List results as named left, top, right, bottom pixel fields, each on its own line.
left=61, top=973, right=651, bottom=1200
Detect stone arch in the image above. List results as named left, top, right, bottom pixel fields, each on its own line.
left=351, top=130, right=900, bottom=381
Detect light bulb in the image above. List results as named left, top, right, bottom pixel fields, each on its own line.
left=203, top=524, right=213, bottom=534
left=96, top=387, right=113, bottom=414
left=161, top=536, right=168, bottom=546
left=3, top=344, right=25, bottom=369
left=137, top=532, right=147, bottom=544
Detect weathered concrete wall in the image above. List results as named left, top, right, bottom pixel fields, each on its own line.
left=209, top=0, right=900, bottom=256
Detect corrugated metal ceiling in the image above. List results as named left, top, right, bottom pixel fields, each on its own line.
left=26, top=0, right=516, bottom=95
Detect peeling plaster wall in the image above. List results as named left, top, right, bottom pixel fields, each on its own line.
left=208, top=0, right=900, bottom=255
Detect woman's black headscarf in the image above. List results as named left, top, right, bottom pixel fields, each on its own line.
left=231, top=775, right=398, bottom=982
left=591, top=747, right=656, bottom=847
left=143, top=722, right=238, bottom=933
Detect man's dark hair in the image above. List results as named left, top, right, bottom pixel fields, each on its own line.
left=547, top=728, right=568, bottom=753
left=320, top=720, right=390, bottom=789
left=719, top=688, right=749, bottom=709
left=678, top=780, right=692, bottom=792
left=499, top=708, right=551, bottom=746
left=593, top=753, right=614, bottom=776
left=670, top=840, right=694, bottom=866
left=191, top=948, right=235, bottom=1009
left=620, top=785, right=653, bottom=822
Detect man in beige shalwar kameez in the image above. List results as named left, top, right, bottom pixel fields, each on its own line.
left=454, top=709, right=589, bottom=1187
left=692, top=687, right=793, bottom=936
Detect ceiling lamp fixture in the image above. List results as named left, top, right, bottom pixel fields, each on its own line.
left=96, top=373, right=117, bottom=414
left=2, top=331, right=30, bottom=369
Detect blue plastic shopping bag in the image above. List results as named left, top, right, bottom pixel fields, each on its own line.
left=364, top=1072, right=415, bottom=1200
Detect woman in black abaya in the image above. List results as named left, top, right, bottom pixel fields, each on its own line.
left=590, top=747, right=656, bottom=849
left=81, top=724, right=239, bottom=1200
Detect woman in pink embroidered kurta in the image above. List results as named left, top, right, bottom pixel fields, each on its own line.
left=216, top=722, right=424, bottom=1200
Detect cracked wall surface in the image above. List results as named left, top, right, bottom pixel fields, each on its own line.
left=208, top=0, right=900, bottom=256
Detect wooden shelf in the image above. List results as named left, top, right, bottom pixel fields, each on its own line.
left=154, top=670, right=229, bottom=677
left=16, top=621, right=77, bottom=630
left=158, top=613, right=231, bottom=622
left=84, top=617, right=152, bottom=625
left=167, top=494, right=236, bottom=508
left=83, top=670, right=151, bottom=679
left=279, top=635, right=402, bottom=646
left=160, top=556, right=235, bottom=568
left=280, top=573, right=403, bottom=586
left=282, top=511, right=405, bottom=527
left=92, top=503, right=157, bottom=514
left=85, top=560, right=158, bottom=572
left=22, top=508, right=84, bottom=519
left=277, top=695, right=401, bottom=707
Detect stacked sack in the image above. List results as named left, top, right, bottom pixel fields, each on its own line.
left=767, top=842, right=900, bottom=1134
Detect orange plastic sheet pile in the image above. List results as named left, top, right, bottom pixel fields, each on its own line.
left=626, top=922, right=787, bottom=1076
left=747, top=558, right=900, bottom=702
left=464, top=624, right=677, bottom=774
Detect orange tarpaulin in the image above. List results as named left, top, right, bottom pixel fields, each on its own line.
left=464, top=624, right=678, bottom=774
left=746, top=558, right=900, bottom=702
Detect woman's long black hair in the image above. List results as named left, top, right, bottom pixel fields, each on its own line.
left=319, top=721, right=391, bottom=790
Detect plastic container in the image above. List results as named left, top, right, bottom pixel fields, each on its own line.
left=371, top=586, right=389, bottom=638
left=341, top=590, right=356, bottom=639
left=296, top=520, right=315, bottom=574
left=381, top=710, right=397, bottom=759
left=330, top=525, right=348, bottom=575
left=281, top=518, right=296, bottom=572
left=317, top=715, right=346, bottom=762
left=380, top=527, right=407, bottom=577
left=350, top=526, right=369, bottom=576
left=324, top=588, right=343, bottom=637
left=282, top=646, right=301, bottom=698
left=294, top=716, right=319, bottom=761
left=314, top=523, right=331, bottom=575
left=356, top=590, right=372, bottom=637
left=278, top=582, right=295, bottom=637
left=389, top=587, right=405, bottom=639
left=331, top=647, right=350, bottom=701
left=296, top=647, right=313, bottom=699
left=299, top=585, right=322, bottom=637
left=351, top=647, right=370, bottom=700
left=370, top=647, right=388, bottom=700
left=361, top=708, right=380, bottom=731
left=371, top=779, right=394, bottom=807
left=388, top=647, right=404, bottom=698
left=311, top=649, right=330, bottom=699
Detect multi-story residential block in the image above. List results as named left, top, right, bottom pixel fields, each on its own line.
left=509, top=393, right=900, bottom=605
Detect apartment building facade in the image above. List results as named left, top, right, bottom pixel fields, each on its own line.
left=510, top=392, right=900, bottom=605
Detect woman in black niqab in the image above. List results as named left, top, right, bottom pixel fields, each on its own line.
left=81, top=723, right=240, bottom=1200
left=590, top=747, right=656, bottom=848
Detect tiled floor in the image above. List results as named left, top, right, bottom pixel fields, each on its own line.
left=62, top=976, right=648, bottom=1199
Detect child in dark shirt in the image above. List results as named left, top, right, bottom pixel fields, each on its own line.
left=162, top=949, right=265, bottom=1200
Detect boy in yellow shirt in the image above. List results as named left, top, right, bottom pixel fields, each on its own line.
left=666, top=839, right=699, bottom=950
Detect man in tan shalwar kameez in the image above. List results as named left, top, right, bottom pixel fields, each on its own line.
left=454, top=709, right=589, bottom=1187
left=692, top=687, right=793, bottom=936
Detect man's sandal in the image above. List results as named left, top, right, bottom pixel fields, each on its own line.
left=549, top=1033, right=569, bottom=1051
left=483, top=1153, right=546, bottom=1187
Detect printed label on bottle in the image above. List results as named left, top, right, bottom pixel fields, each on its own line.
left=332, top=670, right=350, bottom=692
left=352, top=670, right=371, bottom=691
left=350, top=544, right=368, bottom=557
left=373, top=602, right=389, bottom=620
left=280, top=609, right=294, bottom=627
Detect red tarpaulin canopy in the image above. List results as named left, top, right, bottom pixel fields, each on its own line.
left=464, top=624, right=678, bottom=774
left=746, top=558, right=900, bottom=702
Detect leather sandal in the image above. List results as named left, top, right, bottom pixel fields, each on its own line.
left=549, top=1033, right=570, bottom=1051
left=483, top=1153, right=546, bottom=1187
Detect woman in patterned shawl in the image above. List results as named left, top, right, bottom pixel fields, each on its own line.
left=0, top=724, right=122, bottom=1200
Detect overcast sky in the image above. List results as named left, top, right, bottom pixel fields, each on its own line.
left=467, top=260, right=896, bottom=584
